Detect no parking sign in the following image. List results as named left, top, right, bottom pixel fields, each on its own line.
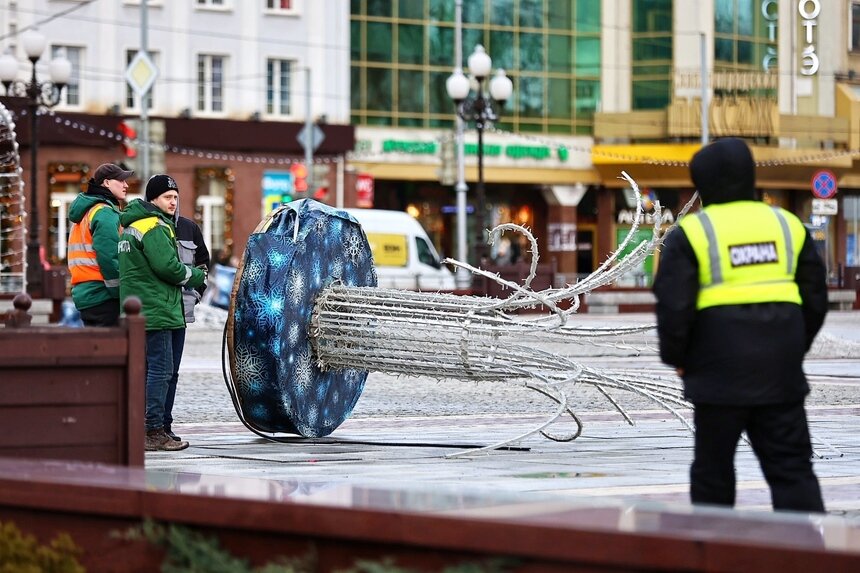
left=811, top=169, right=837, bottom=199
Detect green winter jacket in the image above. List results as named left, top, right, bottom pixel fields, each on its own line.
left=68, top=186, right=122, bottom=310
left=118, top=199, right=206, bottom=330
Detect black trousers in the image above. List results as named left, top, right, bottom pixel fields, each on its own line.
left=691, top=401, right=824, bottom=512
left=79, top=299, right=120, bottom=327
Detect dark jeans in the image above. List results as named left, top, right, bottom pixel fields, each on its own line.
left=691, top=401, right=824, bottom=512
left=163, top=328, right=186, bottom=429
left=145, top=329, right=183, bottom=432
left=79, top=299, right=120, bottom=327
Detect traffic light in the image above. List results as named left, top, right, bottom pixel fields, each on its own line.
left=117, top=120, right=138, bottom=170
left=291, top=163, right=308, bottom=196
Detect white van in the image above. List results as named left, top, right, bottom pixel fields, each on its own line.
left=344, top=208, right=457, bottom=291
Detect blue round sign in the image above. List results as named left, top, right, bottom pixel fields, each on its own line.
left=811, top=170, right=837, bottom=199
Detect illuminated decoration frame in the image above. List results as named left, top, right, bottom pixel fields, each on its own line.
left=0, top=102, right=25, bottom=294
left=224, top=173, right=700, bottom=456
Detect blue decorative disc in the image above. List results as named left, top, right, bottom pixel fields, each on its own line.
left=228, top=199, right=376, bottom=437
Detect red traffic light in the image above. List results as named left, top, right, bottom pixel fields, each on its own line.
left=117, top=120, right=137, bottom=139
left=117, top=121, right=137, bottom=158
left=291, top=163, right=308, bottom=193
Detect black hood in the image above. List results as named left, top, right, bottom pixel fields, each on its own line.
left=689, top=138, right=756, bottom=206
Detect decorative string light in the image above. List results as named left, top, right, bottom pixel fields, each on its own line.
left=18, top=109, right=860, bottom=170
left=0, top=102, right=26, bottom=294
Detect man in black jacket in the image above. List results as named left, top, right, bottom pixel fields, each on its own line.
left=653, top=138, right=828, bottom=512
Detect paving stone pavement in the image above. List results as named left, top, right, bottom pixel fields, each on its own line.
left=149, top=309, right=860, bottom=519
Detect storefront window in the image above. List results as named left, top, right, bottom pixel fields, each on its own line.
left=845, top=195, right=860, bottom=267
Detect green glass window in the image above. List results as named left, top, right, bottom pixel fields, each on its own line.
left=518, top=76, right=544, bottom=118
left=350, top=20, right=361, bottom=60
left=575, top=79, right=600, bottom=119
left=631, top=0, right=673, bottom=110
left=632, top=79, right=670, bottom=110
left=366, top=0, right=391, bottom=17
left=574, top=37, right=600, bottom=76
left=366, top=67, right=392, bottom=111
left=548, top=35, right=572, bottom=73
left=462, top=1, right=485, bottom=24
left=715, top=0, right=734, bottom=33
left=398, top=70, right=424, bottom=113
left=489, top=30, right=514, bottom=70
left=463, top=28, right=487, bottom=67
left=575, top=1, right=600, bottom=32
left=519, top=32, right=544, bottom=71
left=350, top=0, right=602, bottom=135
left=547, top=0, right=573, bottom=30
left=398, top=0, right=423, bottom=20
left=366, top=22, right=392, bottom=63
left=548, top=78, right=572, bottom=119
left=490, top=0, right=514, bottom=26
left=428, top=26, right=454, bottom=66
left=428, top=0, right=455, bottom=22
left=351, top=65, right=361, bottom=110
left=519, top=0, right=543, bottom=28
left=429, top=70, right=452, bottom=115
left=714, top=0, right=773, bottom=71
left=398, top=24, right=424, bottom=64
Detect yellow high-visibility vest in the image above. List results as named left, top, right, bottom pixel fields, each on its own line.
left=679, top=201, right=805, bottom=309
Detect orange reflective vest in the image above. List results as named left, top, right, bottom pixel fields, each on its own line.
left=68, top=204, right=117, bottom=285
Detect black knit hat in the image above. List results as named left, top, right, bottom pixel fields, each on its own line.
left=145, top=174, right=179, bottom=201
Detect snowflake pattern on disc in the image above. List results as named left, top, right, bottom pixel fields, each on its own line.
left=230, top=199, right=376, bottom=437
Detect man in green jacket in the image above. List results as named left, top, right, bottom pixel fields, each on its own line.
left=67, top=163, right=133, bottom=326
left=119, top=174, right=206, bottom=452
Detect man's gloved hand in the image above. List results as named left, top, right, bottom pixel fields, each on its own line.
left=196, top=264, right=209, bottom=282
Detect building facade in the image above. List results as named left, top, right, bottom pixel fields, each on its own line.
left=0, top=0, right=354, bottom=292
left=350, top=0, right=860, bottom=290
left=1, top=0, right=859, bottom=297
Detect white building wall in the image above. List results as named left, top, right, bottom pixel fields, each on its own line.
left=0, top=0, right=349, bottom=123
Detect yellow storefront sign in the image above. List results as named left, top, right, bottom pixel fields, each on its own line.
left=366, top=233, right=408, bottom=267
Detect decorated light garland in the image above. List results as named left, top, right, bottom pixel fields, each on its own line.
left=17, top=108, right=860, bottom=171
left=0, top=102, right=26, bottom=294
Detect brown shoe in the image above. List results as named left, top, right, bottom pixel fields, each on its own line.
left=145, top=428, right=189, bottom=451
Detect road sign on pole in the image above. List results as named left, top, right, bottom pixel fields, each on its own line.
left=125, top=51, right=158, bottom=96
left=811, top=169, right=837, bottom=199
left=297, top=124, right=325, bottom=153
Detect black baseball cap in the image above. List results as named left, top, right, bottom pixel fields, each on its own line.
left=93, top=163, right=134, bottom=185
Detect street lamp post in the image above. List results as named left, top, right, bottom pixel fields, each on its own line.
left=446, top=45, right=512, bottom=266
left=0, top=29, right=71, bottom=296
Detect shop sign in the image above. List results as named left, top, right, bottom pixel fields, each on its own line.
left=761, top=0, right=820, bottom=75
left=356, top=173, right=374, bottom=208
left=382, top=140, right=437, bottom=154
left=799, top=0, right=820, bottom=76
left=616, top=209, right=675, bottom=225
left=464, top=143, right=502, bottom=157
left=761, top=0, right=778, bottom=71
left=375, top=138, right=565, bottom=162
left=812, top=198, right=838, bottom=216
left=261, top=170, right=294, bottom=215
